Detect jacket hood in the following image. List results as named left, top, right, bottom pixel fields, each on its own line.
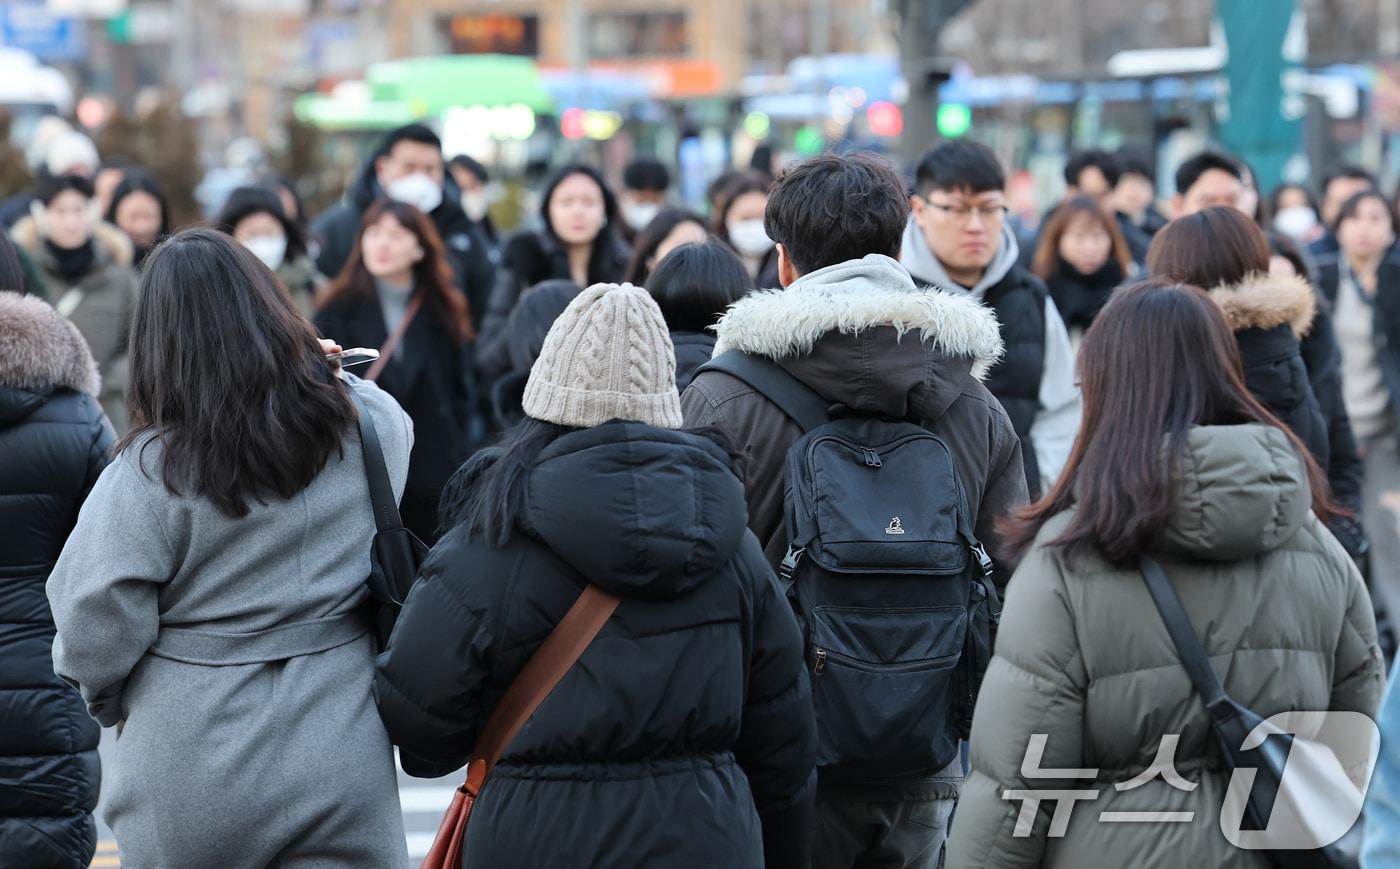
left=0, top=290, right=100, bottom=424
left=712, top=254, right=1004, bottom=420
left=1156, top=424, right=1312, bottom=561
left=12, top=215, right=134, bottom=270
left=1207, top=272, right=1316, bottom=338
left=901, top=217, right=1021, bottom=301
left=524, top=422, right=749, bottom=600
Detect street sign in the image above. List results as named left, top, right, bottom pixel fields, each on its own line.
left=0, top=2, right=86, bottom=62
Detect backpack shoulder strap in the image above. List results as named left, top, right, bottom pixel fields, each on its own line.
left=697, top=350, right=830, bottom=432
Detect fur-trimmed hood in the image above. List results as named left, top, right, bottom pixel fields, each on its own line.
left=1207, top=272, right=1316, bottom=338
left=0, top=290, right=100, bottom=399
left=11, top=214, right=134, bottom=271
left=711, top=254, right=1005, bottom=423
left=713, top=254, right=1004, bottom=379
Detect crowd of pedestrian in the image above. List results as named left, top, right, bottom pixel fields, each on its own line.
left=5, top=114, right=1400, bottom=869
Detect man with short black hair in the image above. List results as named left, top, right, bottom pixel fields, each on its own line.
left=682, top=152, right=1027, bottom=868
left=313, top=123, right=496, bottom=329
left=1063, top=149, right=1120, bottom=205
left=618, top=156, right=672, bottom=236
left=1114, top=150, right=1168, bottom=235
left=1312, top=165, right=1381, bottom=258
left=903, top=140, right=1081, bottom=497
left=1172, top=150, right=1246, bottom=216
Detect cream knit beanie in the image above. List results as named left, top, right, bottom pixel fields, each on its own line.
left=522, top=282, right=683, bottom=429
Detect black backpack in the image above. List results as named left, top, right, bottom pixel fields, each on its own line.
left=699, top=351, right=1001, bottom=785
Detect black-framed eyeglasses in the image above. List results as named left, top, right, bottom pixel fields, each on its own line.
left=919, top=197, right=1009, bottom=223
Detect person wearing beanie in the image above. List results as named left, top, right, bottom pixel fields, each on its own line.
left=377, top=283, right=817, bottom=869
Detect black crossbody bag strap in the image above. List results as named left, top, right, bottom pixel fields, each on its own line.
left=349, top=388, right=404, bottom=535
left=1139, top=555, right=1235, bottom=722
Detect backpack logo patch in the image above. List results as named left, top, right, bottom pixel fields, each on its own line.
left=885, top=517, right=905, bottom=535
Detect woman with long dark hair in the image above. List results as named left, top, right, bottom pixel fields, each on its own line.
left=1149, top=206, right=1366, bottom=557
left=476, top=164, right=630, bottom=381
left=315, top=198, right=478, bottom=543
left=105, top=171, right=171, bottom=267
left=622, top=206, right=709, bottom=286
left=46, top=228, right=413, bottom=868
left=1031, top=194, right=1132, bottom=334
left=378, top=283, right=815, bottom=869
left=947, top=279, right=1381, bottom=868
left=645, top=241, right=749, bottom=389
left=217, top=185, right=325, bottom=315
left=712, top=170, right=779, bottom=288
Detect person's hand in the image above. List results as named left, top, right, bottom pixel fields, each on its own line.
left=320, top=338, right=343, bottom=371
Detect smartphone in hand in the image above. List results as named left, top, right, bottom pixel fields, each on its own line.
left=325, top=348, right=381, bottom=368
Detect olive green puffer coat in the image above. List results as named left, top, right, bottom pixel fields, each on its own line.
left=947, top=424, right=1383, bottom=868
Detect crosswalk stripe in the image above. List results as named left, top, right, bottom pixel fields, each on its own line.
left=398, top=786, right=459, bottom=813
left=406, top=831, right=437, bottom=858
left=90, top=857, right=120, bottom=868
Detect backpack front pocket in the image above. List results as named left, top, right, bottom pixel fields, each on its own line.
left=810, top=605, right=966, bottom=782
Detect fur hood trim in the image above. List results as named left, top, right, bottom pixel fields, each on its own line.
left=11, top=214, right=134, bottom=269
left=1208, top=272, right=1316, bottom=338
left=0, top=291, right=100, bottom=395
left=712, top=254, right=1005, bottom=379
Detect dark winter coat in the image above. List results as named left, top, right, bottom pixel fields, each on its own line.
left=376, top=422, right=817, bottom=869
left=948, top=424, right=1383, bottom=868
left=1114, top=211, right=1152, bottom=266
left=1044, top=258, right=1124, bottom=332
left=476, top=229, right=630, bottom=383
left=672, top=330, right=716, bottom=391
left=0, top=291, right=111, bottom=869
left=311, top=161, right=497, bottom=332
left=1208, top=273, right=1330, bottom=472
left=680, top=255, right=1028, bottom=587
left=315, top=293, right=478, bottom=543
left=1317, top=250, right=1400, bottom=436
left=12, top=218, right=138, bottom=434
left=975, top=265, right=1048, bottom=494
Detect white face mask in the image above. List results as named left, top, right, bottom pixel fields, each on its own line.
left=244, top=235, right=287, bottom=271
left=384, top=172, right=443, bottom=215
left=1274, top=205, right=1319, bottom=241
left=461, top=190, right=490, bottom=222
left=621, top=201, right=662, bottom=232
left=727, top=218, right=774, bottom=257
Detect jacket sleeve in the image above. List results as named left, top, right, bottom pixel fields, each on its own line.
left=47, top=457, right=174, bottom=727
left=475, top=266, right=527, bottom=384
left=681, top=374, right=798, bottom=561
left=1363, top=680, right=1400, bottom=868
left=1299, top=302, right=1367, bottom=554
left=732, top=534, right=816, bottom=869
left=374, top=528, right=498, bottom=778
left=1028, top=298, right=1082, bottom=490
left=977, top=412, right=1030, bottom=591
left=946, top=541, right=1088, bottom=869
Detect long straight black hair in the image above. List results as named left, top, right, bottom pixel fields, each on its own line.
left=119, top=228, right=356, bottom=517
left=440, top=418, right=577, bottom=547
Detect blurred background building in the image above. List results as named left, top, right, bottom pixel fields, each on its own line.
left=2, top=0, right=1399, bottom=224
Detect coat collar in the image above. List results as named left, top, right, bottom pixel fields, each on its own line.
left=0, top=290, right=100, bottom=396
left=1207, top=272, right=1316, bottom=338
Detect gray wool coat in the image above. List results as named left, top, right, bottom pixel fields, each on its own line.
left=46, top=375, right=414, bottom=869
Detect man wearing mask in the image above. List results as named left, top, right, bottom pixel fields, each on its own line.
left=448, top=154, right=499, bottom=248
left=902, top=140, right=1082, bottom=498
left=313, top=123, right=496, bottom=330
left=617, top=157, right=671, bottom=242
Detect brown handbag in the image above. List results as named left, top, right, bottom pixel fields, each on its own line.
left=420, top=584, right=620, bottom=869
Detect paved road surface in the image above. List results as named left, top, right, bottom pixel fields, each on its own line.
left=93, top=730, right=464, bottom=866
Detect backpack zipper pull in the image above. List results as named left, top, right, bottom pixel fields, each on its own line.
left=864, top=448, right=883, bottom=468
left=814, top=648, right=827, bottom=675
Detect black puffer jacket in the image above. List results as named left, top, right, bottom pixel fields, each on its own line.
left=0, top=291, right=111, bottom=869
left=377, top=422, right=816, bottom=869
left=1208, top=273, right=1330, bottom=472
left=1044, top=258, right=1124, bottom=332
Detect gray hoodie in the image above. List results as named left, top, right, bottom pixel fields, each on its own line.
left=900, top=219, right=1082, bottom=488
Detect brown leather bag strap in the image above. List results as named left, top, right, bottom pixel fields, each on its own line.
left=464, top=585, right=619, bottom=792
left=365, top=293, right=424, bottom=382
